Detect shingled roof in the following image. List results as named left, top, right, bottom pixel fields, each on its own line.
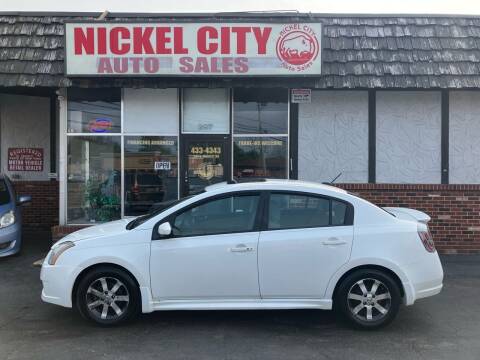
left=2, top=12, right=480, bottom=88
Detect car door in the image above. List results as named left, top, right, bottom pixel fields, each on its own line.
left=150, top=192, right=262, bottom=300
left=258, top=191, right=354, bottom=299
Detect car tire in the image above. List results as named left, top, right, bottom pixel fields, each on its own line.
left=335, top=269, right=401, bottom=330
left=75, top=266, right=141, bottom=326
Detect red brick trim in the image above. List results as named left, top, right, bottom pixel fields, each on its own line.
left=13, top=180, right=58, bottom=230
left=337, top=183, right=480, bottom=191
left=337, top=183, right=480, bottom=254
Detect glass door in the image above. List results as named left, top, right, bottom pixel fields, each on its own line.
left=181, top=135, right=231, bottom=196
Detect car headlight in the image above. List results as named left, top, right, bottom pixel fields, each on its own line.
left=47, top=241, right=75, bottom=265
left=0, top=210, right=15, bottom=228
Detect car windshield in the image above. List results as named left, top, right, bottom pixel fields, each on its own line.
left=126, top=193, right=200, bottom=230
left=0, top=180, right=11, bottom=205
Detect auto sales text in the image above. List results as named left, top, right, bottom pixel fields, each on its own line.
left=73, top=25, right=273, bottom=74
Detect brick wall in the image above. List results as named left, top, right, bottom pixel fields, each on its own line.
left=13, top=180, right=58, bottom=230
left=338, top=183, right=480, bottom=254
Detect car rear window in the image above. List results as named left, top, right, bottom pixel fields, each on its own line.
left=0, top=180, right=11, bottom=205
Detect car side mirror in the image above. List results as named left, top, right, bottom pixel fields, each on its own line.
left=157, top=222, right=172, bottom=237
left=17, top=195, right=32, bottom=206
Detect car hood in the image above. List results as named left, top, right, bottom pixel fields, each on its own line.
left=60, top=218, right=133, bottom=243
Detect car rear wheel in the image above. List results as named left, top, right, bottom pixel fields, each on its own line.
left=335, top=269, right=401, bottom=329
left=76, top=266, right=141, bottom=326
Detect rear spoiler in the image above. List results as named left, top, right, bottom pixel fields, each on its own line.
left=383, top=207, right=431, bottom=223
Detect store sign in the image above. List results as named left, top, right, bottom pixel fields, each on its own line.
left=65, top=22, right=322, bottom=76
left=8, top=148, right=44, bottom=172
left=291, top=88, right=312, bottom=103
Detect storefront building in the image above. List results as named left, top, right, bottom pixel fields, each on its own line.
left=2, top=12, right=480, bottom=253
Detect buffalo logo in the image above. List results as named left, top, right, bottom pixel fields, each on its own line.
left=276, top=26, right=320, bottom=70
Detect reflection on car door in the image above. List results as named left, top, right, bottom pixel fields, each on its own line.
left=150, top=193, right=262, bottom=300
left=258, top=192, right=354, bottom=299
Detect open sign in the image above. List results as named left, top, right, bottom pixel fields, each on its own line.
left=154, top=161, right=171, bottom=171
left=89, top=118, right=113, bottom=133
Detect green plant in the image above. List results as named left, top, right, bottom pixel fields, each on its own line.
left=84, top=180, right=120, bottom=222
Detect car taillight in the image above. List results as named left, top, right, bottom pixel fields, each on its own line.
left=418, top=225, right=436, bottom=253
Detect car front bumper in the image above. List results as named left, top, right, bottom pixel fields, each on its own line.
left=0, top=222, right=21, bottom=257
left=40, top=260, right=75, bottom=308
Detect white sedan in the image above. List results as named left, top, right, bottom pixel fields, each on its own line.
left=41, top=180, right=443, bottom=329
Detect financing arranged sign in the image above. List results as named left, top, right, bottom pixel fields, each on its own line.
left=65, top=22, right=322, bottom=76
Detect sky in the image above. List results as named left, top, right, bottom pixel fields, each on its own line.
left=2, top=0, right=480, bottom=15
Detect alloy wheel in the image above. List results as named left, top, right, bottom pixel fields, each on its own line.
left=85, top=277, right=130, bottom=321
left=347, top=278, right=392, bottom=322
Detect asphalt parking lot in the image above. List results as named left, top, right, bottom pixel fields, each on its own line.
left=1, top=233, right=480, bottom=360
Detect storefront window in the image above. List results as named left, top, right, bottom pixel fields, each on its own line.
left=183, top=89, right=230, bottom=133
left=124, top=136, right=178, bottom=216
left=233, top=88, right=289, bottom=180
left=233, top=137, right=288, bottom=179
left=67, top=89, right=121, bottom=133
left=234, top=88, right=288, bottom=134
left=67, top=136, right=121, bottom=223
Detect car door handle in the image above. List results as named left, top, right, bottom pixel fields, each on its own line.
left=229, top=244, right=254, bottom=253
left=322, top=238, right=347, bottom=246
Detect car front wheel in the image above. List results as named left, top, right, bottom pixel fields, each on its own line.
left=335, top=269, right=401, bottom=329
left=76, top=266, right=141, bottom=326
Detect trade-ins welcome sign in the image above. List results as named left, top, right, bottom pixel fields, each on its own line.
left=65, top=22, right=322, bottom=76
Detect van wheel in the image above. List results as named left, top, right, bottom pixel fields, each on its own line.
left=335, top=269, right=401, bottom=329
left=76, top=266, right=141, bottom=326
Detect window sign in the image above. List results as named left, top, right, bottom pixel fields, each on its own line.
left=88, top=118, right=113, bottom=133
left=8, top=148, right=44, bottom=172
left=154, top=160, right=171, bottom=171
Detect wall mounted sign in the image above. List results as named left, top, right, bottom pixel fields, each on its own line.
left=8, top=148, right=44, bottom=172
left=291, top=88, right=312, bottom=103
left=65, top=22, right=322, bottom=76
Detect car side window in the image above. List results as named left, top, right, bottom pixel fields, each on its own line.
left=268, top=193, right=350, bottom=230
left=331, top=200, right=348, bottom=226
left=172, top=194, right=260, bottom=237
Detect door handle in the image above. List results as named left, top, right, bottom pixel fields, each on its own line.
left=322, top=238, right=347, bottom=246
left=229, top=244, right=254, bottom=253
